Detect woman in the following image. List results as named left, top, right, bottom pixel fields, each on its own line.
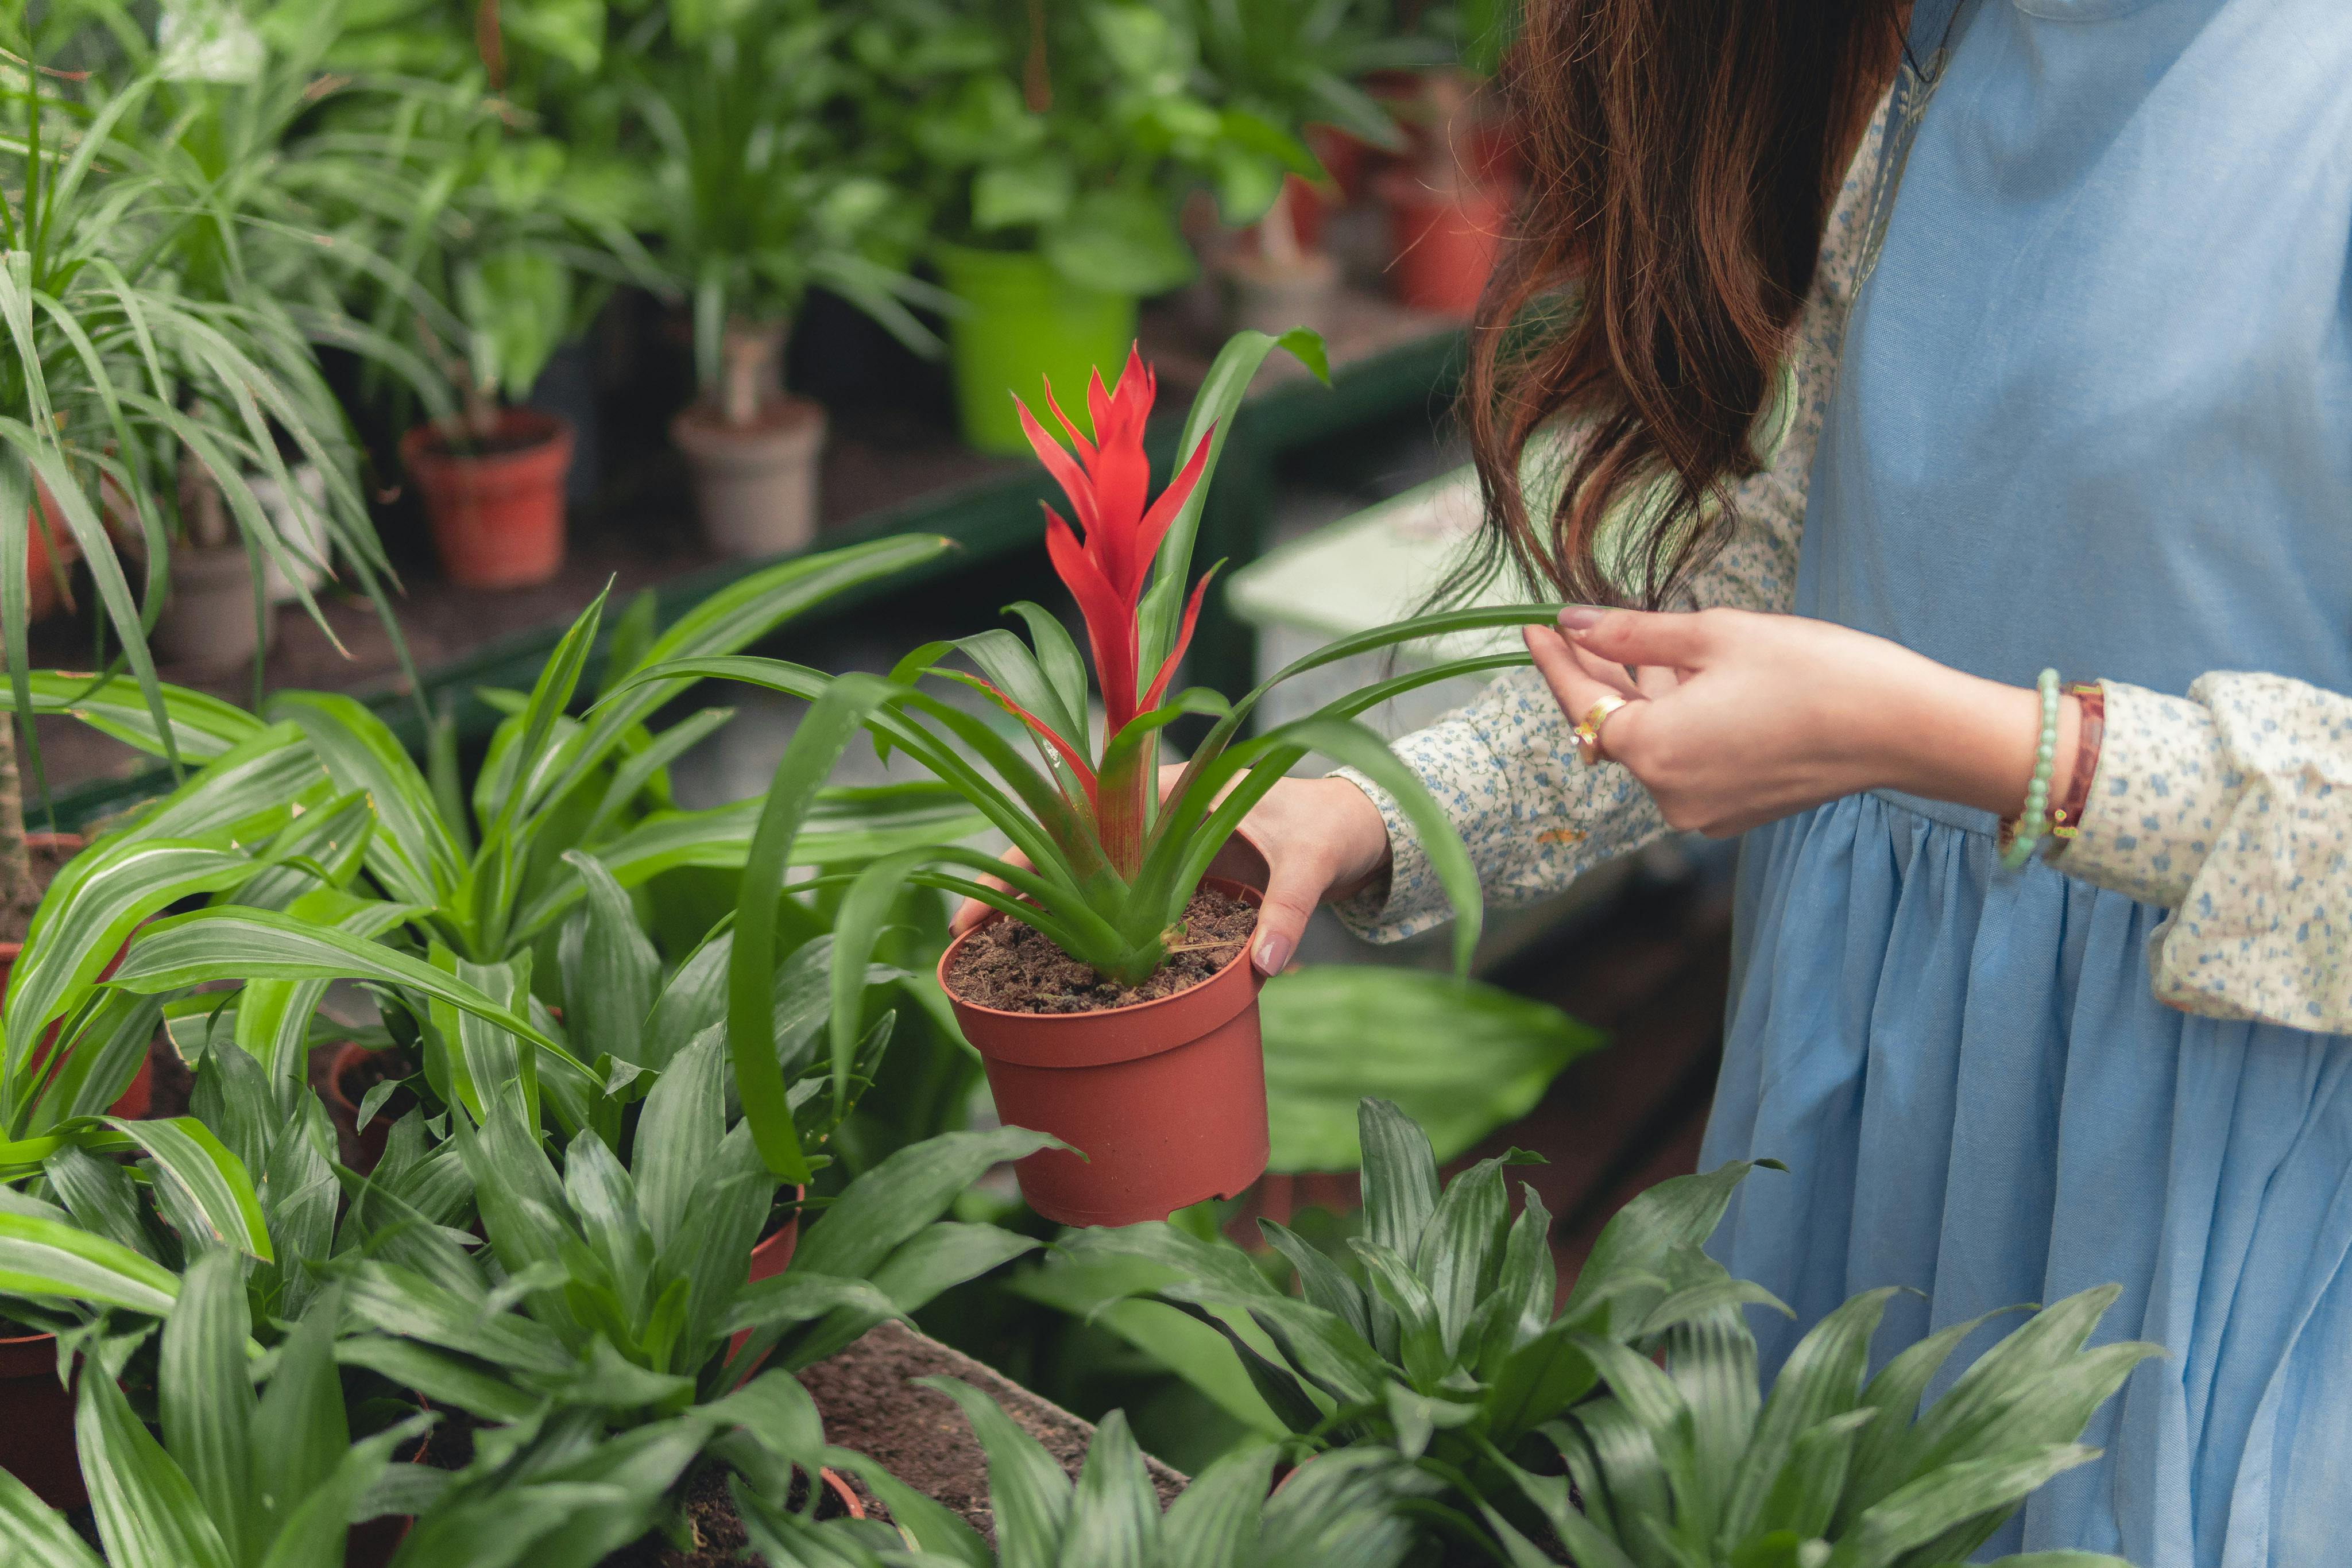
left=1238, top=1, right=2352, bottom=1562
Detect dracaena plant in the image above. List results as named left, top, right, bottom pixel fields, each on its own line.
left=614, top=329, right=1558, bottom=1110
left=14, top=541, right=982, bottom=1122
left=1475, top=1284, right=2154, bottom=1568
left=1062, top=1099, right=1785, bottom=1517
left=740, top=1379, right=1456, bottom=1568
left=0, top=1252, right=432, bottom=1568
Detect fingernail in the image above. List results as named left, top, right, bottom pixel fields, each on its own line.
left=1254, top=933, right=1293, bottom=976
left=1558, top=605, right=1603, bottom=631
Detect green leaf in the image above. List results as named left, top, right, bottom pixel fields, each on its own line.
left=159, top=1249, right=260, bottom=1566
left=0, top=1210, right=180, bottom=1317
left=267, top=691, right=459, bottom=910
left=110, top=1116, right=274, bottom=1261
left=556, top=850, right=659, bottom=1070
left=791, top=1126, right=1063, bottom=1287
left=1357, top=1097, right=1440, bottom=1277
left=1061, top=1409, right=1158, bottom=1568
left=1260, top=968, right=1600, bottom=1170
left=1562, top=1159, right=1778, bottom=1327
left=1042, top=187, right=1195, bottom=295
left=1724, top=1287, right=1898, bottom=1542
left=251, top=1290, right=351, bottom=1546
left=0, top=1464, right=105, bottom=1567
left=1822, top=1447, right=2105, bottom=1568
left=1160, top=1445, right=1277, bottom=1568
left=918, top=1377, right=1073, bottom=1568
left=79, top=1364, right=237, bottom=1568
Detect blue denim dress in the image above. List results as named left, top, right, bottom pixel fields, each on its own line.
left=1698, top=1, right=2352, bottom=1562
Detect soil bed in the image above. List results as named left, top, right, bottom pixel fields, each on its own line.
left=604, top=1462, right=854, bottom=1567
left=801, top=1319, right=1186, bottom=1539
left=946, top=886, right=1255, bottom=1015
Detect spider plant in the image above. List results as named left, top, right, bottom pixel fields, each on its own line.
left=742, top=1378, right=1458, bottom=1568
left=609, top=329, right=1559, bottom=1126
left=0, top=51, right=424, bottom=915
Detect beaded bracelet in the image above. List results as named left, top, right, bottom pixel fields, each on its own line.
left=1999, top=668, right=2062, bottom=870
left=2046, top=680, right=2106, bottom=852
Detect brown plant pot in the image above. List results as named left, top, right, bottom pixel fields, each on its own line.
left=670, top=396, right=827, bottom=559
left=941, top=878, right=1271, bottom=1228
left=152, top=541, right=276, bottom=676
left=0, top=1330, right=82, bottom=1509
left=726, top=1188, right=804, bottom=1379
left=400, top=409, right=573, bottom=590
left=1378, top=169, right=1514, bottom=318
left=324, top=1040, right=405, bottom=1176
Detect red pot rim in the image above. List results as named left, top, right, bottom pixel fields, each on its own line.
left=821, top=1468, right=865, bottom=1520
left=0, top=1329, right=61, bottom=1379
left=939, top=878, right=1264, bottom=1069
left=400, top=408, right=573, bottom=473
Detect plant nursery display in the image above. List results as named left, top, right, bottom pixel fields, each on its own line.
left=614, top=328, right=1556, bottom=1225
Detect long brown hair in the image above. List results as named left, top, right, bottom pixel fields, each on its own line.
left=1461, top=1, right=1904, bottom=609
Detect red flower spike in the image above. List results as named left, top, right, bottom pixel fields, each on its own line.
left=1142, top=563, right=1220, bottom=713
left=1023, top=346, right=1214, bottom=745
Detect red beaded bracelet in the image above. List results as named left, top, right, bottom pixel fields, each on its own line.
left=2046, top=680, right=2106, bottom=852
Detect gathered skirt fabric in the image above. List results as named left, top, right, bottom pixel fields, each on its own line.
left=1702, top=789, right=2352, bottom=1567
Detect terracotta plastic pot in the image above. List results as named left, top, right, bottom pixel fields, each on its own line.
left=324, top=1040, right=400, bottom=1175
left=671, top=396, right=828, bottom=558
left=1378, top=170, right=1514, bottom=318
left=153, top=541, right=274, bottom=675
left=400, top=409, right=573, bottom=590
left=23, top=490, right=79, bottom=622
left=0, top=1330, right=82, bottom=1509
left=728, top=1188, right=804, bottom=1379
left=941, top=878, right=1270, bottom=1228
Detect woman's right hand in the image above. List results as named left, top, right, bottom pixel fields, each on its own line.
left=949, top=768, right=1395, bottom=978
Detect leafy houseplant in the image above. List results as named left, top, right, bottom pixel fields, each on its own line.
left=636, top=0, right=942, bottom=558
left=612, top=328, right=1557, bottom=1224
left=14, top=539, right=978, bottom=1166
left=740, top=1379, right=1458, bottom=1568
left=320, top=69, right=651, bottom=587
left=842, top=0, right=1317, bottom=452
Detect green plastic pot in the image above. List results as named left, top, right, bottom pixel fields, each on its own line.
left=937, top=245, right=1138, bottom=455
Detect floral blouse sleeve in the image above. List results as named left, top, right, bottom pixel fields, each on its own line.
left=1330, top=94, right=1892, bottom=943
left=2059, top=676, right=2352, bottom=1031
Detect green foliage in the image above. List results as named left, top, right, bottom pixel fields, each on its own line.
left=738, top=1379, right=1457, bottom=1568
left=1259, top=966, right=1603, bottom=1172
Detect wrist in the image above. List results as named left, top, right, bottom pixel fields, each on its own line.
left=1318, top=775, right=1396, bottom=903
left=1875, top=663, right=2080, bottom=819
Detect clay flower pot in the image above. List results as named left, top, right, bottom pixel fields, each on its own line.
left=727, top=1187, right=804, bottom=1378
left=939, top=878, right=1271, bottom=1228
left=324, top=1040, right=404, bottom=1175
left=152, top=541, right=274, bottom=675
left=1378, top=167, right=1513, bottom=318
left=400, top=408, right=573, bottom=590
left=0, top=1330, right=82, bottom=1509
left=22, top=489, right=80, bottom=622
left=671, top=396, right=828, bottom=559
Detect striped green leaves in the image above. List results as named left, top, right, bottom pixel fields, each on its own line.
left=0, top=1209, right=179, bottom=1317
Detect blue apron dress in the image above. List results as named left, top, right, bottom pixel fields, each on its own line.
left=1696, top=1, right=2352, bottom=1562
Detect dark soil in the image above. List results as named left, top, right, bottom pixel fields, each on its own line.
left=0, top=836, right=78, bottom=946
left=945, top=886, right=1256, bottom=1015
left=146, top=1031, right=194, bottom=1119
left=802, top=1320, right=1186, bottom=1540
left=602, top=1461, right=854, bottom=1568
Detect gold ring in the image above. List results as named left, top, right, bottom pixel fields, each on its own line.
left=1572, top=695, right=1628, bottom=765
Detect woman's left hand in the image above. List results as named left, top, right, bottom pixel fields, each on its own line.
left=1526, top=606, right=2080, bottom=836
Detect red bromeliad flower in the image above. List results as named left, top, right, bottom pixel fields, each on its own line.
left=1006, top=347, right=1217, bottom=874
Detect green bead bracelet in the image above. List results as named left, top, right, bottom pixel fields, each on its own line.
left=2000, top=667, right=2062, bottom=870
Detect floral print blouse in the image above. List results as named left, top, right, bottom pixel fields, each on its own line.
left=1334, top=93, right=2352, bottom=1037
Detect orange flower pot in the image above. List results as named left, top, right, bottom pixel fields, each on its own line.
left=400, top=409, right=572, bottom=590
left=940, top=878, right=1271, bottom=1228
left=727, top=1188, right=803, bottom=1380
left=1379, top=170, right=1515, bottom=318
left=0, top=1331, right=82, bottom=1509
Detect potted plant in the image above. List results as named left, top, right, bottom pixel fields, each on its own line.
left=845, top=0, right=1303, bottom=454
left=1189, top=0, right=1436, bottom=338
left=634, top=0, right=943, bottom=557
left=740, top=1381, right=1457, bottom=1566
left=324, top=73, right=652, bottom=588
left=14, top=540, right=979, bottom=1164
left=613, top=329, right=1558, bottom=1224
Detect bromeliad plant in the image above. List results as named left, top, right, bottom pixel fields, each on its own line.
left=617, top=328, right=1559, bottom=1096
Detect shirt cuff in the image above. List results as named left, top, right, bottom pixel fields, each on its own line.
left=2057, top=679, right=2234, bottom=909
